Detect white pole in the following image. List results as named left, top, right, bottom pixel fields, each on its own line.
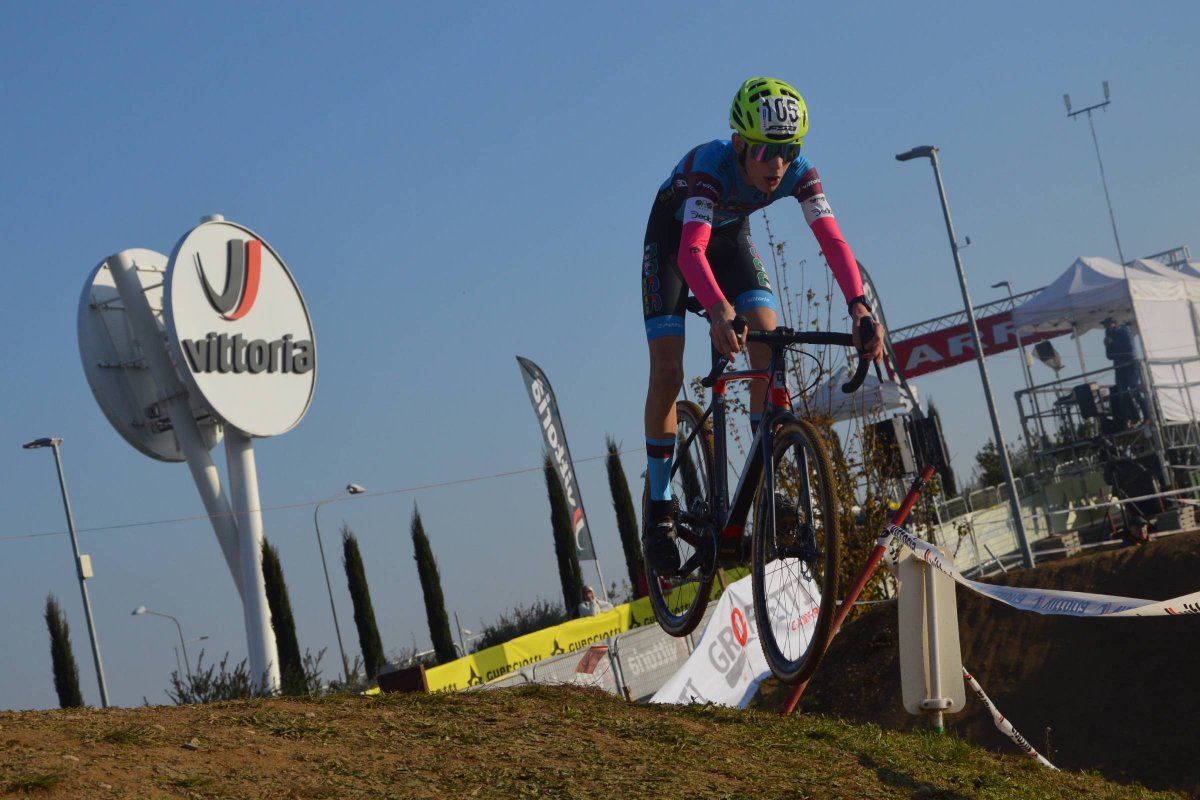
left=225, top=430, right=280, bottom=692
left=924, top=560, right=944, bottom=732
left=1073, top=324, right=1088, bottom=375
left=105, top=251, right=244, bottom=598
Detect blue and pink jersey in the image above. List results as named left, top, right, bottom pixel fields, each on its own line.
left=658, top=139, right=863, bottom=310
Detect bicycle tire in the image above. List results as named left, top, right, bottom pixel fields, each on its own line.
left=751, top=419, right=841, bottom=684
left=642, top=400, right=716, bottom=637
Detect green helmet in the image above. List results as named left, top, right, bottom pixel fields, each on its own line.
left=729, top=77, right=808, bottom=144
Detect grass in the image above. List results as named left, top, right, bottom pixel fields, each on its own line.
left=2, top=772, right=64, bottom=794
left=79, top=723, right=161, bottom=745
left=0, top=686, right=1186, bottom=799
left=236, top=710, right=339, bottom=740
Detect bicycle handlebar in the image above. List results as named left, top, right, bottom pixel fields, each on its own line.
left=698, top=316, right=878, bottom=394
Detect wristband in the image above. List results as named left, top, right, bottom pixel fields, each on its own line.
left=848, top=295, right=872, bottom=315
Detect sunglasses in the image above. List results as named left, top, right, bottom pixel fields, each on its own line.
left=746, top=141, right=801, bottom=163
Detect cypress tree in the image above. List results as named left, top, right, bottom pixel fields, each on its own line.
left=44, top=594, right=83, bottom=708
left=544, top=453, right=584, bottom=615
left=605, top=436, right=643, bottom=597
left=260, top=538, right=304, bottom=695
left=342, top=524, right=385, bottom=680
left=410, top=505, right=456, bottom=664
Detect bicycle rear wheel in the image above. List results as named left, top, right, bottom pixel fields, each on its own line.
left=642, top=400, right=716, bottom=637
left=751, top=419, right=840, bottom=683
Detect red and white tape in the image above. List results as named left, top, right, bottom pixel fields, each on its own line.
left=962, top=667, right=1057, bottom=770
left=881, top=523, right=1200, bottom=617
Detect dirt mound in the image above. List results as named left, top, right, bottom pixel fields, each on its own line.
left=798, top=531, right=1200, bottom=797
left=0, top=684, right=1183, bottom=799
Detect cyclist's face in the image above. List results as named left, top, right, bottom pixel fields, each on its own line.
left=734, top=135, right=786, bottom=194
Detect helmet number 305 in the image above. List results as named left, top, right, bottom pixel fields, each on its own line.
left=760, top=96, right=801, bottom=136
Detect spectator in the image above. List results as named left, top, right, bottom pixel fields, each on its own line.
left=577, top=586, right=613, bottom=617
left=1103, top=317, right=1150, bottom=426
left=1122, top=514, right=1153, bottom=547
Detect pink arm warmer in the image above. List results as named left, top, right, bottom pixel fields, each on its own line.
left=677, top=220, right=724, bottom=310
left=810, top=215, right=863, bottom=304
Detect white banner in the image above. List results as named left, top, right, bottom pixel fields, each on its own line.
left=884, top=524, right=1200, bottom=618
left=651, top=564, right=822, bottom=707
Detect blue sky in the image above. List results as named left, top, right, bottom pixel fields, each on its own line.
left=2, top=1, right=1196, bottom=709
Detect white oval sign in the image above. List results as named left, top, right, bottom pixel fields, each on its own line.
left=78, top=249, right=224, bottom=461
left=164, top=219, right=315, bottom=437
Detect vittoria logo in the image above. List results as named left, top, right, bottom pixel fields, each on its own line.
left=197, top=239, right=262, bottom=320
left=182, top=237, right=313, bottom=376
left=165, top=217, right=316, bottom=438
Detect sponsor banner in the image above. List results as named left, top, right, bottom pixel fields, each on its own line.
left=424, top=574, right=751, bottom=694
left=515, top=356, right=596, bottom=561
left=963, top=667, right=1057, bottom=770
left=891, top=311, right=1068, bottom=379
left=425, top=592, right=669, bottom=693
left=650, top=567, right=821, bottom=708
left=882, top=524, right=1200, bottom=618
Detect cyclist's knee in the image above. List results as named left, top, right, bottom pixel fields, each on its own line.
left=648, top=361, right=685, bottom=396
left=743, top=306, right=777, bottom=331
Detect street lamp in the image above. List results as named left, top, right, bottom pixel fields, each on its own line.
left=895, top=147, right=1035, bottom=569
left=23, top=437, right=110, bottom=707
left=991, top=281, right=1036, bottom=394
left=173, top=636, right=210, bottom=679
left=315, top=483, right=365, bottom=684
left=132, top=605, right=197, bottom=681
left=993, top=280, right=1048, bottom=448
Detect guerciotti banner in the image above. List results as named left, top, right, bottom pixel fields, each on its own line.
left=651, top=567, right=822, bottom=708
left=516, top=356, right=596, bottom=561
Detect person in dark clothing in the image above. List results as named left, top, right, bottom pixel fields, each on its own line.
left=1103, top=317, right=1150, bottom=426
left=1122, top=514, right=1153, bottom=546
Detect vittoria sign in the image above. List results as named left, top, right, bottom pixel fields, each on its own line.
left=164, top=217, right=315, bottom=437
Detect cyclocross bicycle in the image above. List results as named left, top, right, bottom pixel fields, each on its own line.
left=643, top=313, right=873, bottom=684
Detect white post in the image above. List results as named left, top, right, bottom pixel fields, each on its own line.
left=106, top=251, right=244, bottom=598
left=923, top=561, right=944, bottom=732
left=225, top=430, right=281, bottom=692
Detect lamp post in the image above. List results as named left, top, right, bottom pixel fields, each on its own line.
left=993, top=279, right=1048, bottom=447
left=315, top=483, right=365, bottom=683
left=895, top=147, right=1035, bottom=569
left=23, top=437, right=110, bottom=707
left=133, top=606, right=198, bottom=680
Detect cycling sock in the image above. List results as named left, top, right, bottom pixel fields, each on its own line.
left=646, top=436, right=675, bottom=502
left=750, top=412, right=762, bottom=435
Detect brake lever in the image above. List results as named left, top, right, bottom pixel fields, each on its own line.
left=840, top=317, right=878, bottom=394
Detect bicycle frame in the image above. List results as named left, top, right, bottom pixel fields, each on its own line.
left=675, top=342, right=800, bottom=568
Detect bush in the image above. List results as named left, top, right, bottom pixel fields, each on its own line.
left=474, top=599, right=567, bottom=652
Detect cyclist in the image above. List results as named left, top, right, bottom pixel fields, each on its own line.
left=641, top=76, right=884, bottom=574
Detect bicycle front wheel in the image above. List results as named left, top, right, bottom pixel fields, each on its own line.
left=642, top=400, right=716, bottom=637
left=751, top=419, right=840, bottom=684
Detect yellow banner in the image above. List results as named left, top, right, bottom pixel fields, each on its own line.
left=424, top=573, right=743, bottom=694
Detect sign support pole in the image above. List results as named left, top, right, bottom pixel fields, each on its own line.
left=106, top=251, right=244, bottom=597
left=225, top=430, right=281, bottom=692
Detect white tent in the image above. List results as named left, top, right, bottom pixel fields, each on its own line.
left=1010, top=256, right=1182, bottom=334
left=804, top=366, right=918, bottom=423
left=1011, top=256, right=1200, bottom=422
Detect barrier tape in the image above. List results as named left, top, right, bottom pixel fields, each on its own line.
left=881, top=523, right=1200, bottom=617
left=962, top=667, right=1057, bottom=770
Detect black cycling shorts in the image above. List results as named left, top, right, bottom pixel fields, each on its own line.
left=641, top=201, right=775, bottom=341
